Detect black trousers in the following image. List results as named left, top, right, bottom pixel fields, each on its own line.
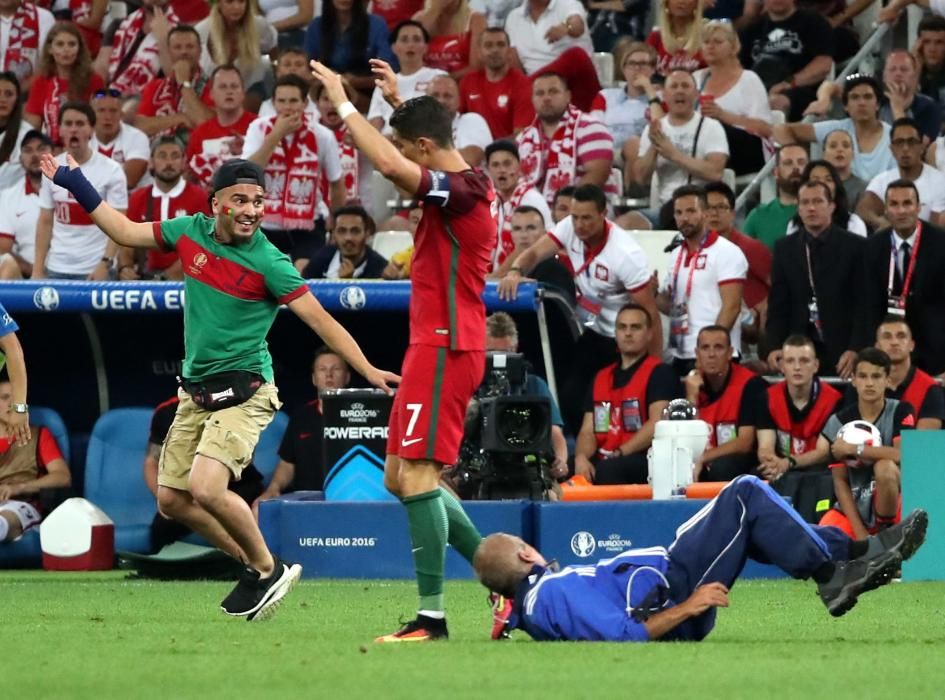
left=593, top=452, right=649, bottom=485
left=699, top=453, right=757, bottom=482
left=263, top=220, right=327, bottom=262
left=561, top=328, right=618, bottom=435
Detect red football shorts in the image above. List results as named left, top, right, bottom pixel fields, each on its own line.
left=386, top=344, right=485, bottom=466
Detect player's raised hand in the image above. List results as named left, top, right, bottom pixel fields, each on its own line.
left=370, top=59, right=402, bottom=109
left=365, top=367, right=401, bottom=396
left=310, top=60, right=348, bottom=108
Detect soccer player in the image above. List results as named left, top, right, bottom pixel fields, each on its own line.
left=39, top=155, right=399, bottom=622
left=310, top=57, right=495, bottom=642
left=475, top=476, right=928, bottom=641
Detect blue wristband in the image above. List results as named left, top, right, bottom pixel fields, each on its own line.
left=53, top=165, right=103, bottom=213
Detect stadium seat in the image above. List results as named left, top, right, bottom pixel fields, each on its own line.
left=628, top=229, right=678, bottom=278
left=252, top=411, right=288, bottom=485
left=369, top=169, right=397, bottom=224
left=30, top=406, right=71, bottom=464
left=83, top=408, right=289, bottom=554
left=84, top=408, right=155, bottom=553
left=371, top=230, right=413, bottom=260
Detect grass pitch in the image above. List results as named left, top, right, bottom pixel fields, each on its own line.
left=2, top=572, right=944, bottom=699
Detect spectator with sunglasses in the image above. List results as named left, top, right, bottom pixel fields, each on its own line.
left=24, top=21, right=103, bottom=145
left=91, top=88, right=150, bottom=190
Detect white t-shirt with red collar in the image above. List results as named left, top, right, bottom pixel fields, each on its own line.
left=92, top=123, right=150, bottom=165
left=549, top=215, right=650, bottom=337
left=39, top=150, right=127, bottom=275
left=659, top=230, right=748, bottom=360
left=0, top=177, right=40, bottom=264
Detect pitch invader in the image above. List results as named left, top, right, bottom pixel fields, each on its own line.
left=311, top=58, right=496, bottom=642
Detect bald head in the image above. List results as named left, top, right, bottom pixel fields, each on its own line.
left=427, top=75, right=460, bottom=118
left=474, top=533, right=544, bottom=598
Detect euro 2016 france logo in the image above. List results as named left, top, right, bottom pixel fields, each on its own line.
left=339, top=286, right=366, bottom=311
left=33, top=286, right=60, bottom=311
left=571, top=531, right=596, bottom=558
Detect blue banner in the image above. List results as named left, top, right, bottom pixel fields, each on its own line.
left=0, top=280, right=540, bottom=314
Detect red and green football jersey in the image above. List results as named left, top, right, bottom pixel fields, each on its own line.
left=153, top=214, right=308, bottom=381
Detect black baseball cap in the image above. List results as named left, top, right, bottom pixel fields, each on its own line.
left=211, top=158, right=265, bottom=193
left=21, top=129, right=52, bottom=148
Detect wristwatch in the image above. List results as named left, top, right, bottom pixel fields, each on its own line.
left=787, top=456, right=797, bottom=470
left=856, top=443, right=866, bottom=458
left=181, top=80, right=194, bottom=90
left=12, top=403, right=28, bottom=414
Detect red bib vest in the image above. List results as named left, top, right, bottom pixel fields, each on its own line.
left=900, top=367, right=936, bottom=420
left=698, top=363, right=756, bottom=448
left=766, top=379, right=840, bottom=456
left=592, top=356, right=660, bottom=456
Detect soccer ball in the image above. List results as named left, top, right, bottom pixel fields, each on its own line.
left=836, top=420, right=882, bottom=467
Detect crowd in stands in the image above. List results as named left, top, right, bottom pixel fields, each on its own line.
left=5, top=0, right=945, bottom=543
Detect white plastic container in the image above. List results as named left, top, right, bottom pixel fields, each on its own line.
left=40, top=498, right=115, bottom=570
left=648, top=420, right=710, bottom=500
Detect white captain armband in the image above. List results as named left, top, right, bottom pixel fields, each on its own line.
left=424, top=170, right=451, bottom=207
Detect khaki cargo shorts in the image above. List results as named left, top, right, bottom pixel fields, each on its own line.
left=157, top=383, right=281, bottom=491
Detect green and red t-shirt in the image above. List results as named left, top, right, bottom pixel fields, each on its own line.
left=153, top=214, right=308, bottom=381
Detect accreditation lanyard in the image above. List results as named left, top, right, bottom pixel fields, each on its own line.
left=573, top=221, right=611, bottom=279
left=804, top=240, right=817, bottom=301
left=670, top=233, right=709, bottom=305
left=887, top=223, right=922, bottom=303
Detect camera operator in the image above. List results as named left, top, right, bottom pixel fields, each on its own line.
left=574, top=303, right=681, bottom=484
left=446, top=313, right=564, bottom=500
left=486, top=313, right=568, bottom=480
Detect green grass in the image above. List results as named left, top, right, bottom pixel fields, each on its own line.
left=1, top=573, right=944, bottom=699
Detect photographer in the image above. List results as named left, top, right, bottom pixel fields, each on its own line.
left=574, top=303, right=681, bottom=485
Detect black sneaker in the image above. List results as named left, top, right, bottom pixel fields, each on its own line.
left=374, top=614, right=449, bottom=642
left=220, top=557, right=302, bottom=622
left=872, top=509, right=928, bottom=563
left=817, top=549, right=902, bottom=617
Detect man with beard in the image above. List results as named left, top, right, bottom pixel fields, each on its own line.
left=742, top=144, right=809, bottom=250
left=0, top=130, right=51, bottom=279
left=118, top=136, right=210, bottom=280
left=485, top=140, right=551, bottom=270
left=656, top=185, right=747, bottom=376
left=39, top=155, right=399, bottom=620
left=500, top=184, right=660, bottom=432
left=303, top=205, right=388, bottom=279
left=857, top=118, right=945, bottom=232
left=515, top=73, right=613, bottom=208
left=458, top=28, right=534, bottom=140
left=32, top=102, right=127, bottom=280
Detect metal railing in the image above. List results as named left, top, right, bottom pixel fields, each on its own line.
left=734, top=22, right=892, bottom=215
